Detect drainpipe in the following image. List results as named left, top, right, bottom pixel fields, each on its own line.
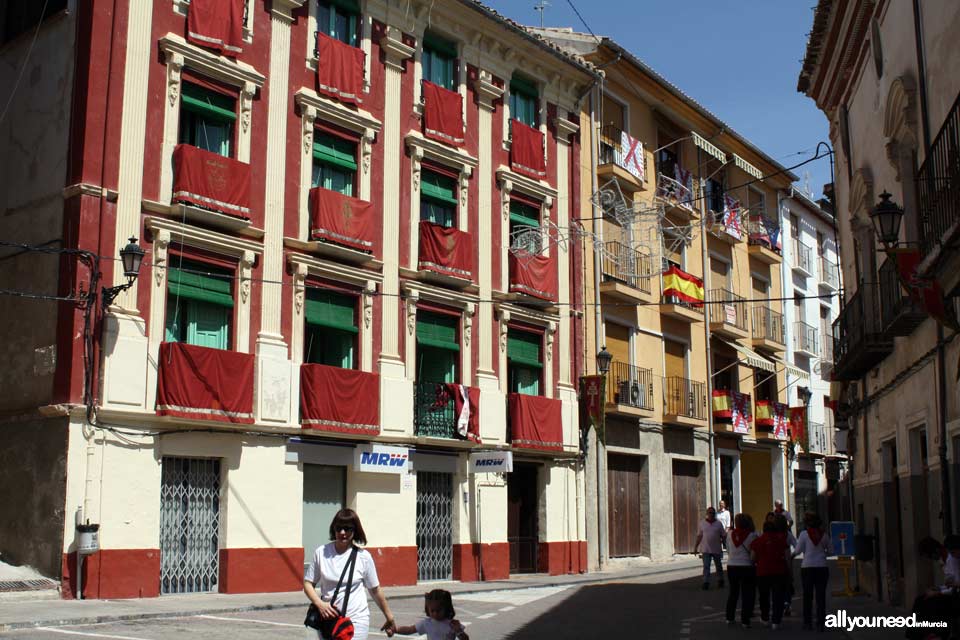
left=698, top=146, right=717, bottom=508
left=777, top=189, right=790, bottom=509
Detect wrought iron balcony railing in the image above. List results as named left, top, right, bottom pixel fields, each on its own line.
left=414, top=380, right=457, bottom=438
left=606, top=361, right=654, bottom=410
left=832, top=281, right=893, bottom=380
left=793, top=241, right=813, bottom=275
left=751, top=305, right=785, bottom=345
left=806, top=420, right=826, bottom=454
left=820, top=256, right=840, bottom=289
left=878, top=256, right=925, bottom=336
left=794, top=321, right=818, bottom=356
left=662, top=376, right=706, bottom=420
left=707, top=288, right=748, bottom=331
left=655, top=168, right=696, bottom=211
left=917, top=89, right=960, bottom=259
left=601, top=240, right=652, bottom=293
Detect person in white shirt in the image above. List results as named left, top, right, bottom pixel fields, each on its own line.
left=724, top=513, right=758, bottom=628
left=695, top=507, right=726, bottom=590
left=773, top=500, right=794, bottom=530
left=793, top=512, right=833, bottom=631
left=716, top=501, right=732, bottom=552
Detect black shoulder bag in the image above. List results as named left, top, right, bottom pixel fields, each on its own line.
left=305, top=546, right=359, bottom=640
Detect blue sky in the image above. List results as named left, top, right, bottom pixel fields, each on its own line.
left=482, top=0, right=832, bottom=198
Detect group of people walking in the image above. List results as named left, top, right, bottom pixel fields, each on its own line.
left=694, top=500, right=833, bottom=632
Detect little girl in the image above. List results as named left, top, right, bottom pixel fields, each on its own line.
left=389, top=589, right=469, bottom=640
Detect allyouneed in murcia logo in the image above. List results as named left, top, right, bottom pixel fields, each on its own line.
left=826, top=610, right=948, bottom=632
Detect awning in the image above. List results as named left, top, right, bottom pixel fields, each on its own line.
left=770, top=354, right=810, bottom=380
left=692, top=131, right=727, bottom=163
left=733, top=153, right=763, bottom=180
left=716, top=336, right=775, bottom=373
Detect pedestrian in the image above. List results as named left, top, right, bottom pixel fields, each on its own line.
left=694, top=506, right=726, bottom=590
left=303, top=508, right=397, bottom=640
left=906, top=534, right=960, bottom=639
left=776, top=513, right=798, bottom=616
left=773, top=499, right=794, bottom=530
left=753, top=518, right=791, bottom=629
left=724, top=513, right=758, bottom=628
left=793, top=512, right=832, bottom=632
left=717, top=500, right=732, bottom=552
left=389, top=589, right=469, bottom=640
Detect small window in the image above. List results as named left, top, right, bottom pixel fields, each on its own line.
left=165, top=260, right=234, bottom=350
left=318, top=0, right=359, bottom=47
left=304, top=289, right=358, bottom=368
left=657, top=145, right=679, bottom=179
left=706, top=177, right=725, bottom=215
left=509, top=200, right=541, bottom=254
left=416, top=311, right=459, bottom=384
left=420, top=170, right=457, bottom=228
left=2, top=0, right=66, bottom=44
left=422, top=32, right=457, bottom=91
left=179, top=82, right=237, bottom=157
left=509, top=75, right=538, bottom=128
left=312, top=132, right=357, bottom=196
left=748, top=189, right=766, bottom=218
left=507, top=329, right=542, bottom=395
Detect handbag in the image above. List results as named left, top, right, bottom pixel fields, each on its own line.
left=305, top=546, right=358, bottom=640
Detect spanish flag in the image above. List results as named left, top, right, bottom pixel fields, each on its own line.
left=712, top=389, right=732, bottom=421
left=663, top=266, right=704, bottom=306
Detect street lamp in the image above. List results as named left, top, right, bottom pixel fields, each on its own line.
left=869, top=191, right=904, bottom=249
left=596, top=346, right=612, bottom=376
left=102, top=237, right=145, bottom=308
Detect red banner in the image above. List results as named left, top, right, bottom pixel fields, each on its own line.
left=789, top=406, right=807, bottom=449
left=509, top=393, right=563, bottom=451
left=418, top=221, right=472, bottom=280
left=444, top=383, right=481, bottom=443
left=580, top=375, right=604, bottom=430
left=895, top=248, right=949, bottom=325
left=422, top=81, right=464, bottom=146
left=187, top=0, right=244, bottom=55
left=510, top=119, right=546, bottom=179
left=156, top=342, right=254, bottom=424
left=309, top=187, right=375, bottom=252
left=300, top=364, right=380, bottom=435
left=509, top=251, right=557, bottom=301
left=173, top=144, right=251, bottom=219
left=316, top=32, right=365, bottom=105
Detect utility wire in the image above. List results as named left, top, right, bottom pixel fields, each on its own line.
left=0, top=0, right=52, bottom=126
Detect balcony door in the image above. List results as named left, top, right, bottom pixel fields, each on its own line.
left=508, top=462, right=540, bottom=573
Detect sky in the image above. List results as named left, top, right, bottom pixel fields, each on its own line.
left=482, top=0, right=833, bottom=199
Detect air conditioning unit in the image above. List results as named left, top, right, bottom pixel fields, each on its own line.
left=617, top=380, right=642, bottom=407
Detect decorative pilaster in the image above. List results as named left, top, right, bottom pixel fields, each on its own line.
left=238, top=81, right=256, bottom=162
left=476, top=72, right=501, bottom=376
left=299, top=105, right=317, bottom=239
left=291, top=264, right=307, bottom=363
left=555, top=114, right=574, bottom=385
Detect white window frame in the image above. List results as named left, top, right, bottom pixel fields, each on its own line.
left=402, top=281, right=478, bottom=386
left=306, top=0, right=372, bottom=94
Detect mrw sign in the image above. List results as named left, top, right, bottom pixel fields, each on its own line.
left=354, top=444, right=409, bottom=474
left=468, top=450, right=513, bottom=474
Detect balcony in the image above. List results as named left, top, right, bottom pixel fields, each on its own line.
left=413, top=381, right=480, bottom=441
left=508, top=393, right=563, bottom=451
left=600, top=240, right=653, bottom=300
left=707, top=289, right=749, bottom=340
left=805, top=421, right=827, bottom=456
left=712, top=389, right=752, bottom=435
left=309, top=187, right=376, bottom=258
left=751, top=305, right=785, bottom=352
left=418, top=221, right=473, bottom=287
left=831, top=282, right=893, bottom=380
left=747, top=216, right=783, bottom=264
left=754, top=400, right=788, bottom=441
left=662, top=376, right=707, bottom=427
left=708, top=203, right=744, bottom=245
left=793, top=321, right=819, bottom=357
left=172, top=144, right=253, bottom=230
left=300, top=364, right=380, bottom=435
left=654, top=166, right=697, bottom=221
left=156, top=342, right=254, bottom=424
left=820, top=334, right=834, bottom=379
left=508, top=251, right=557, bottom=303
left=792, top=241, right=814, bottom=277
left=509, top=119, right=546, bottom=180
left=819, top=256, right=840, bottom=290
left=605, top=361, right=654, bottom=416
left=879, top=256, right=925, bottom=336
left=597, top=125, right=646, bottom=191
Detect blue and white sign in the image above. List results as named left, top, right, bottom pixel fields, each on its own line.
left=354, top=444, right=410, bottom=474
left=829, top=521, right=856, bottom=557
left=469, top=450, right=513, bottom=474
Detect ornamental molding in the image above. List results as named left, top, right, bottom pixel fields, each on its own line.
left=159, top=33, right=265, bottom=89
left=405, top=132, right=478, bottom=173
left=239, top=250, right=255, bottom=303
left=380, top=26, right=414, bottom=71
left=473, top=69, right=504, bottom=110
left=401, top=281, right=479, bottom=309
left=270, top=0, right=307, bottom=22
left=496, top=302, right=559, bottom=329
left=553, top=115, right=579, bottom=140
left=286, top=252, right=383, bottom=290
left=405, top=291, right=420, bottom=336
left=145, top=217, right=264, bottom=259
left=496, top=167, right=556, bottom=208
left=153, top=230, right=171, bottom=287
left=295, top=89, right=380, bottom=175
left=293, top=263, right=308, bottom=315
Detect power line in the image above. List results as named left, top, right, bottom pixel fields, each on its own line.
left=564, top=0, right=601, bottom=44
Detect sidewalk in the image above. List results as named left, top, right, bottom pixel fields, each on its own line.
left=0, top=556, right=703, bottom=632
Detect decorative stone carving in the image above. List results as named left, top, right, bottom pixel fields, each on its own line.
left=545, top=321, right=557, bottom=361
left=239, top=251, right=255, bottom=304
left=405, top=292, right=419, bottom=336
left=302, top=105, right=317, bottom=155
left=500, top=178, right=513, bottom=220
left=473, top=69, right=504, bottom=111
left=380, top=26, right=414, bottom=72
left=270, top=0, right=307, bottom=22
left=363, top=283, right=375, bottom=330
left=361, top=129, right=375, bottom=175
left=463, top=304, right=475, bottom=348
left=499, top=310, right=511, bottom=352
left=293, top=264, right=307, bottom=315
left=460, top=167, right=472, bottom=208
left=240, top=81, right=256, bottom=134
left=411, top=146, right=424, bottom=192
left=154, top=230, right=171, bottom=287
left=166, top=53, right=184, bottom=107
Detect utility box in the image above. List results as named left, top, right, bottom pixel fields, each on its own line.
left=77, top=523, right=100, bottom=555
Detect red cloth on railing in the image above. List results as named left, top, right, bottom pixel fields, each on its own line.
left=173, top=144, right=251, bottom=219
left=300, top=364, right=380, bottom=435
left=509, top=393, right=563, bottom=451
left=309, top=187, right=375, bottom=252
left=156, top=342, right=254, bottom=424
left=418, top=221, right=472, bottom=280
left=316, top=32, right=365, bottom=105
left=510, top=119, right=546, bottom=179
left=444, top=383, right=481, bottom=443
left=187, top=0, right=244, bottom=55
left=422, top=81, right=464, bottom=146
left=509, top=251, right=557, bottom=301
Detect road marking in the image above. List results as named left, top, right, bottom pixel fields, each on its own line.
left=195, top=614, right=301, bottom=628
left=498, top=606, right=515, bottom=612
left=34, top=629, right=149, bottom=640
left=476, top=613, right=496, bottom=619
left=458, top=585, right=571, bottom=605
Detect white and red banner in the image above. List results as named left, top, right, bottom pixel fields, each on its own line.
left=173, top=144, right=251, bottom=219
left=620, top=131, right=644, bottom=182
left=316, top=32, right=365, bottom=105
left=731, top=391, right=751, bottom=434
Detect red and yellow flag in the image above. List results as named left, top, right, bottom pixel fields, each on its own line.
left=662, top=266, right=704, bottom=306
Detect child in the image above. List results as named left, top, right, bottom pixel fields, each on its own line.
left=388, top=589, right=469, bottom=640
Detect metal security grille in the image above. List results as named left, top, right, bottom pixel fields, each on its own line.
left=160, top=457, right=221, bottom=595
left=416, top=472, right=452, bottom=581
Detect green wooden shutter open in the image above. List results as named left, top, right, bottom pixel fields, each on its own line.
left=421, top=171, right=457, bottom=204
left=509, top=200, right=540, bottom=227
left=187, top=301, right=229, bottom=349
left=313, top=134, right=358, bottom=172
left=182, top=83, right=237, bottom=122
left=507, top=330, right=542, bottom=368
left=417, top=346, right=456, bottom=383
left=416, top=312, right=459, bottom=351
left=305, top=290, right=358, bottom=333
left=168, top=266, right=234, bottom=307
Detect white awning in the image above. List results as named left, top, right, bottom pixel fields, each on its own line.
left=771, top=354, right=810, bottom=380
left=692, top=131, right=727, bottom=163
left=733, top=153, right=763, bottom=180
left=716, top=337, right=776, bottom=373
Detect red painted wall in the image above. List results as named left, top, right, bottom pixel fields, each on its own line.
left=537, top=540, right=587, bottom=576
left=61, top=549, right=161, bottom=600
left=452, top=542, right=510, bottom=582
left=219, top=547, right=304, bottom=593
left=366, top=545, right=417, bottom=586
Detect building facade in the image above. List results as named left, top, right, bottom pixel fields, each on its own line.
left=799, top=0, right=960, bottom=607
left=0, top=0, right=596, bottom=598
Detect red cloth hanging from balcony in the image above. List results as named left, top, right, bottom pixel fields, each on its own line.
left=444, top=383, right=481, bottom=443
left=508, top=251, right=557, bottom=301
left=309, top=187, right=375, bottom=252
left=509, top=393, right=563, bottom=451
left=418, top=221, right=472, bottom=280
left=316, top=32, right=365, bottom=106
left=300, top=364, right=380, bottom=435
left=172, top=144, right=251, bottom=219
left=187, top=0, right=244, bottom=55
left=156, top=342, right=254, bottom=424
left=510, top=119, right=546, bottom=179
left=422, top=81, right=464, bottom=146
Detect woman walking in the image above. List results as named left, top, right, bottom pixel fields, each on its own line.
left=724, top=513, right=758, bottom=628
left=753, top=518, right=791, bottom=629
left=794, top=512, right=833, bottom=632
left=303, top=508, right=397, bottom=640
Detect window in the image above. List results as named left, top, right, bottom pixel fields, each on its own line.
left=317, top=0, right=359, bottom=47
left=2, top=0, right=66, bottom=44
left=706, top=177, right=725, bottom=215
left=179, top=82, right=236, bottom=157
left=748, top=189, right=766, bottom=217
left=507, top=329, right=542, bottom=395
left=509, top=75, right=538, bottom=128
left=165, top=260, right=234, bottom=349
left=710, top=256, right=731, bottom=290
left=790, top=214, right=800, bottom=240
left=422, top=32, right=456, bottom=90
left=304, top=289, right=358, bottom=368
left=312, top=132, right=357, bottom=195
left=663, top=231, right=684, bottom=270
left=657, top=145, right=679, bottom=179
left=816, top=231, right=825, bottom=257
left=509, top=200, right=540, bottom=254
left=416, top=311, right=459, bottom=384
left=420, top=170, right=457, bottom=228
left=754, top=369, right=776, bottom=401
left=712, top=353, right=737, bottom=392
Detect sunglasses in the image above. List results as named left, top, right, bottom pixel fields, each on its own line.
left=335, top=525, right=355, bottom=534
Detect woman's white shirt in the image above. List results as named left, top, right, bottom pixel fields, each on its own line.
left=304, top=543, right=379, bottom=622
left=794, top=531, right=832, bottom=568
left=726, top=531, right=758, bottom=566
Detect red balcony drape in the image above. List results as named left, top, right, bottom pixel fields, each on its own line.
left=173, top=144, right=251, bottom=219
left=156, top=342, right=254, bottom=424
left=301, top=364, right=380, bottom=435
left=509, top=393, right=563, bottom=451
left=444, top=383, right=481, bottom=443
left=187, top=0, right=244, bottom=55
left=509, top=251, right=557, bottom=301
left=510, top=119, right=546, bottom=179
left=316, top=32, right=365, bottom=106
left=422, top=81, right=464, bottom=146
left=309, top=187, right=375, bottom=252
left=418, top=221, right=472, bottom=280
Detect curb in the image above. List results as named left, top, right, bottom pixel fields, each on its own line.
left=0, top=561, right=702, bottom=632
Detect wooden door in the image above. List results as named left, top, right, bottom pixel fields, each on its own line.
left=605, top=323, right=630, bottom=369
left=664, top=339, right=686, bottom=379
left=672, top=460, right=702, bottom=553
left=608, top=454, right=644, bottom=557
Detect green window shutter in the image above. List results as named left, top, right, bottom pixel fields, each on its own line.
left=509, top=200, right=539, bottom=227
left=416, top=311, right=459, bottom=351
left=420, top=171, right=457, bottom=204
left=186, top=301, right=230, bottom=349
left=507, top=330, right=542, bottom=367
left=182, top=83, right=237, bottom=122
left=417, top=346, right=456, bottom=384
left=510, top=364, right=541, bottom=395
left=305, top=290, right=358, bottom=333
left=165, top=298, right=183, bottom=343
left=167, top=266, right=235, bottom=308
left=313, top=134, right=358, bottom=172
left=305, top=325, right=355, bottom=368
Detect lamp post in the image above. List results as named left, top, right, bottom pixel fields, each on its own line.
left=102, top=237, right=145, bottom=308
left=868, top=191, right=905, bottom=251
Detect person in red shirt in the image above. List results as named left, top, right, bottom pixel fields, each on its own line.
left=752, top=517, right=792, bottom=629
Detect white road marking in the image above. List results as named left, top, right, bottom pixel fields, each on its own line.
left=457, top=585, right=571, bottom=605
left=476, top=613, right=497, bottom=619
left=195, top=614, right=301, bottom=627
left=34, top=629, right=150, bottom=640
left=498, top=606, right=515, bottom=612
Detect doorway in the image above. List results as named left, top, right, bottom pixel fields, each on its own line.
left=508, top=463, right=539, bottom=573
left=672, top=459, right=703, bottom=553
left=302, top=464, right=345, bottom=572
left=608, top=454, right=648, bottom=557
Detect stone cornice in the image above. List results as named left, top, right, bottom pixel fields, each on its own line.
left=159, top=33, right=266, bottom=88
